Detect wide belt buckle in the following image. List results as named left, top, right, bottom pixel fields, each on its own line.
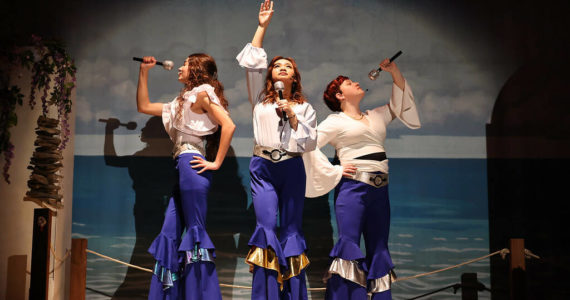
left=369, top=174, right=384, bottom=187
left=263, top=149, right=287, bottom=161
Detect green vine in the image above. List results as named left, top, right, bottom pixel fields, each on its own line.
left=0, top=35, right=76, bottom=184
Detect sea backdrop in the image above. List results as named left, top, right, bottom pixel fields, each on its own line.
left=72, top=155, right=490, bottom=300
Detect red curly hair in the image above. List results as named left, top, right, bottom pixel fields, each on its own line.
left=323, top=75, right=348, bottom=112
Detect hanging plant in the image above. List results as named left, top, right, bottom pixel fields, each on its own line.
left=0, top=85, right=24, bottom=184
left=0, top=35, right=76, bottom=186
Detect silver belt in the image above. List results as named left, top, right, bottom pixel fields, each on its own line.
left=172, top=142, right=205, bottom=159
left=351, top=171, right=388, bottom=188
left=253, top=145, right=301, bottom=163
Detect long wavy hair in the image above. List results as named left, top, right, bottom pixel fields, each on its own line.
left=176, top=53, right=228, bottom=161
left=261, top=56, right=307, bottom=104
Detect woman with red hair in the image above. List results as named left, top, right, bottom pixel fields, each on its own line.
left=235, top=1, right=317, bottom=299
left=303, top=60, right=421, bottom=299
left=136, top=54, right=235, bottom=300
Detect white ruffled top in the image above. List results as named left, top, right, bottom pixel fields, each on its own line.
left=303, top=81, right=421, bottom=197
left=236, top=43, right=317, bottom=153
left=162, top=83, right=225, bottom=146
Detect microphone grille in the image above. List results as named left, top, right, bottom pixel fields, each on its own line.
left=274, top=81, right=285, bottom=91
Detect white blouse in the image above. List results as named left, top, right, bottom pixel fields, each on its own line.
left=236, top=43, right=317, bottom=153
left=303, top=81, right=421, bottom=197
left=162, top=84, right=225, bottom=149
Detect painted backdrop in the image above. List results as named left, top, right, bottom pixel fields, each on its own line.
left=65, top=1, right=516, bottom=299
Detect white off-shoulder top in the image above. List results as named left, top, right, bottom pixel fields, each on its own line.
left=303, top=81, right=421, bottom=197
left=236, top=43, right=317, bottom=153
left=162, top=84, right=225, bottom=154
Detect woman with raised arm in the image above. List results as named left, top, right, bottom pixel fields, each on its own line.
left=136, top=54, right=235, bottom=300
left=303, top=59, right=421, bottom=300
left=235, top=1, right=317, bottom=299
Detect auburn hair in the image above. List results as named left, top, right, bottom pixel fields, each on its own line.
left=175, top=53, right=228, bottom=161
left=323, top=75, right=348, bottom=112
left=261, top=56, right=307, bottom=104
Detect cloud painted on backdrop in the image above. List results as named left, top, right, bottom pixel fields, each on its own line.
left=65, top=0, right=511, bottom=139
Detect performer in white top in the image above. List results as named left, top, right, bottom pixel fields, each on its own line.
left=236, top=1, right=317, bottom=299
left=303, top=59, right=420, bottom=300
left=136, top=54, right=235, bottom=300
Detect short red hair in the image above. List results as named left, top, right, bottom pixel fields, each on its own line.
left=323, top=75, right=348, bottom=112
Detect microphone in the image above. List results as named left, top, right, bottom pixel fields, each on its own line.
left=274, top=81, right=288, bottom=122
left=368, top=50, right=402, bottom=80
left=132, top=57, right=174, bottom=70
left=99, top=118, right=137, bottom=130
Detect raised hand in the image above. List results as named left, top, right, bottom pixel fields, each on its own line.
left=379, top=58, right=405, bottom=89
left=378, top=58, right=399, bottom=74
left=140, top=56, right=157, bottom=71
left=105, top=118, right=120, bottom=131
left=258, top=0, right=274, bottom=28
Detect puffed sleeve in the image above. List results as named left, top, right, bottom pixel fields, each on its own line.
left=386, top=80, right=421, bottom=129
left=236, top=43, right=268, bottom=106
left=302, top=115, right=343, bottom=198
left=162, top=99, right=177, bottom=140
left=282, top=103, right=317, bottom=152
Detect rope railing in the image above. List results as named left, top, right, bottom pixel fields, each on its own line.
left=85, top=247, right=515, bottom=291
left=394, top=248, right=510, bottom=282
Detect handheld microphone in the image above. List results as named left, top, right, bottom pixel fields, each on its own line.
left=274, top=81, right=288, bottom=122
left=132, top=57, right=174, bottom=70
left=368, top=50, right=402, bottom=80
left=99, top=118, right=137, bottom=130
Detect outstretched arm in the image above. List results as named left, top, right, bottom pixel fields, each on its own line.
left=251, top=0, right=274, bottom=48
left=136, top=56, right=164, bottom=116
left=103, top=118, right=130, bottom=167
left=379, top=58, right=405, bottom=90
left=190, top=92, right=236, bottom=174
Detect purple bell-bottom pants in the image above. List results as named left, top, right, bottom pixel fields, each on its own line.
left=325, top=174, right=394, bottom=300
left=248, top=156, right=309, bottom=300
left=147, top=153, right=222, bottom=300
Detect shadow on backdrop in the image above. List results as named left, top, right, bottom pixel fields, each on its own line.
left=207, top=147, right=254, bottom=300
left=304, top=193, right=334, bottom=298
left=102, top=116, right=175, bottom=299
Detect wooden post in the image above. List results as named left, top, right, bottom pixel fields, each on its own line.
left=29, top=208, right=52, bottom=300
left=461, top=273, right=478, bottom=300
left=509, top=238, right=526, bottom=300
left=70, top=238, right=87, bottom=300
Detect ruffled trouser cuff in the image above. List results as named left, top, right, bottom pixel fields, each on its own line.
left=323, top=257, right=397, bottom=296
left=179, top=225, right=215, bottom=253
left=149, top=273, right=180, bottom=300
left=148, top=227, right=217, bottom=292
left=148, top=233, right=181, bottom=273
left=245, top=246, right=310, bottom=290
left=325, top=235, right=396, bottom=295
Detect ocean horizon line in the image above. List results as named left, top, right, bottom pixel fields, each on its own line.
left=74, top=135, right=487, bottom=158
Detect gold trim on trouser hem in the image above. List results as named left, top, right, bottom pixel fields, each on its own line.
left=245, top=247, right=310, bottom=290
left=322, top=257, right=367, bottom=288
left=245, top=246, right=284, bottom=289
left=368, top=269, right=397, bottom=294
left=282, top=253, right=310, bottom=281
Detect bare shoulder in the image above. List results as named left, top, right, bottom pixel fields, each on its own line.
left=195, top=91, right=212, bottom=106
